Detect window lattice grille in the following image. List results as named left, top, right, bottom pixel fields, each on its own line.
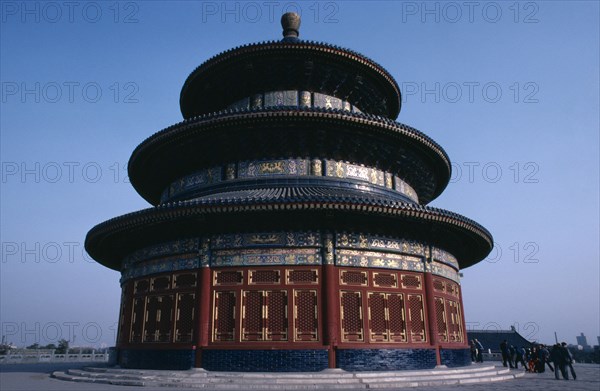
left=341, top=291, right=364, bottom=341
left=174, top=273, right=197, bottom=288
left=144, top=295, right=173, bottom=342
left=294, top=290, right=318, bottom=341
left=175, top=293, right=195, bottom=342
left=213, top=291, right=236, bottom=341
left=341, top=271, right=368, bottom=286
left=130, top=297, right=145, bottom=343
left=400, top=274, right=422, bottom=289
left=435, top=297, right=448, bottom=342
left=408, top=294, right=426, bottom=343
left=287, top=269, right=318, bottom=284
left=250, top=270, right=280, bottom=285
left=373, top=273, right=397, bottom=288
left=214, top=271, right=243, bottom=285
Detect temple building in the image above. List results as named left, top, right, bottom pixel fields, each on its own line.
left=86, top=13, right=493, bottom=371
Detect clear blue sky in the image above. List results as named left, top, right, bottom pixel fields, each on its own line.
left=1, top=1, right=598, bottom=348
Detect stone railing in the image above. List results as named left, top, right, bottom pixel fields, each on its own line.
left=482, top=352, right=502, bottom=361
left=0, top=351, right=108, bottom=364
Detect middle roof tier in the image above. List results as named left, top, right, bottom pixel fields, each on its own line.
left=128, top=107, right=451, bottom=206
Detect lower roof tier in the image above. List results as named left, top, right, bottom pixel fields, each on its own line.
left=85, top=185, right=492, bottom=271
left=129, top=107, right=451, bottom=206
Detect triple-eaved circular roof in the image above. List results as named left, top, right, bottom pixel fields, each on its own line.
left=86, top=13, right=494, bottom=272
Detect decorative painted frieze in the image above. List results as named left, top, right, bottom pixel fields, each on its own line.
left=336, top=249, right=424, bottom=272
left=325, top=160, right=385, bottom=187
left=212, top=248, right=321, bottom=267
left=225, top=163, right=236, bottom=180
left=228, top=90, right=357, bottom=112
left=229, top=97, right=249, bottom=110
left=251, top=93, right=263, bottom=109
left=310, top=159, right=322, bottom=176
left=431, top=247, right=459, bottom=269
left=430, top=262, right=460, bottom=283
left=163, top=159, right=420, bottom=203
left=313, top=92, right=342, bottom=109
left=324, top=233, right=334, bottom=265
left=299, top=91, right=311, bottom=107
left=264, top=90, right=298, bottom=107
left=168, top=167, right=222, bottom=198
left=200, top=238, right=211, bottom=267
left=121, top=254, right=199, bottom=282
left=336, top=233, right=426, bottom=256
left=238, top=159, right=309, bottom=177
left=211, top=231, right=320, bottom=249
left=394, top=176, right=419, bottom=203
left=119, top=233, right=459, bottom=282
left=123, top=238, right=199, bottom=264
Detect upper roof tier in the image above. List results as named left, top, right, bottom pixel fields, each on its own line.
left=179, top=13, right=402, bottom=120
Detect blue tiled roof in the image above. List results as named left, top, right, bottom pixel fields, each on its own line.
left=467, top=330, right=535, bottom=352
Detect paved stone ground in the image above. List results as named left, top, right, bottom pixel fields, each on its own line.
left=1, top=363, right=598, bottom=391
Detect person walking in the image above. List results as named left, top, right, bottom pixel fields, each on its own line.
left=500, top=340, right=513, bottom=368
left=527, top=345, right=539, bottom=373
left=470, top=340, right=477, bottom=362
left=539, top=344, right=554, bottom=373
left=509, top=345, right=516, bottom=368
left=513, top=346, right=528, bottom=370
left=474, top=339, right=484, bottom=362
left=550, top=344, right=567, bottom=380
left=561, top=342, right=576, bottom=380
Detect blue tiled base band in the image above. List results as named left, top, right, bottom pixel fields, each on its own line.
left=440, top=348, right=471, bottom=367
left=117, top=348, right=469, bottom=371
left=118, top=349, right=195, bottom=370
left=336, top=348, right=437, bottom=371
left=201, top=349, right=329, bottom=372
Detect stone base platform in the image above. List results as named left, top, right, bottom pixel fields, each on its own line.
left=52, top=364, right=524, bottom=389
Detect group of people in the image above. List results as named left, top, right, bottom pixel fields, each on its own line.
left=470, top=339, right=577, bottom=380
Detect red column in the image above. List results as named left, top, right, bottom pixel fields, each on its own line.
left=117, top=281, right=133, bottom=348
left=194, top=269, right=203, bottom=368
left=457, top=284, right=469, bottom=347
left=199, top=267, right=211, bottom=347
left=195, top=238, right=212, bottom=368
left=424, top=272, right=441, bottom=366
left=322, top=233, right=339, bottom=368
left=323, top=264, right=339, bottom=368
left=193, top=266, right=211, bottom=368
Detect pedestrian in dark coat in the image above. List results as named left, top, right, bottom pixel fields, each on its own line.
left=474, top=339, right=484, bottom=362
left=513, top=346, right=528, bottom=370
left=550, top=344, right=566, bottom=380
left=561, top=342, right=576, bottom=380
left=470, top=340, right=477, bottom=362
left=509, top=345, right=516, bottom=368
left=500, top=340, right=513, bottom=368
left=539, top=345, right=554, bottom=372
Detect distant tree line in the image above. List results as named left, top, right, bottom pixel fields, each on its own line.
left=571, top=348, right=600, bottom=364
left=1, top=339, right=70, bottom=354
left=25, top=339, right=69, bottom=353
